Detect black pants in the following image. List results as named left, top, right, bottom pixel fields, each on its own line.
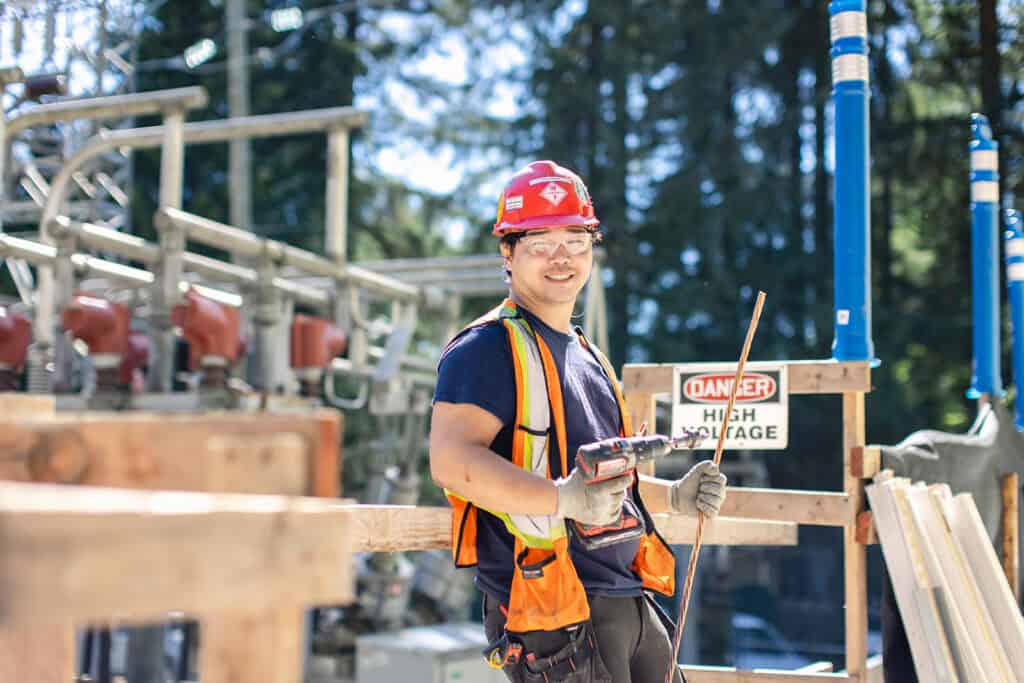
left=483, top=593, right=684, bottom=683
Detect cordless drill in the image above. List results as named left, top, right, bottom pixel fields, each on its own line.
left=571, top=429, right=708, bottom=550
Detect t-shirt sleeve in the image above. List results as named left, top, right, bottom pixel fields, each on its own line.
left=433, top=325, right=516, bottom=427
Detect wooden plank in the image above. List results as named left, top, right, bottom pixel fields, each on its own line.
left=346, top=505, right=798, bottom=551
left=0, top=392, right=55, bottom=416
left=720, top=488, right=853, bottom=526
left=1002, top=473, right=1020, bottom=601
left=200, top=607, right=305, bottom=683
left=680, top=665, right=849, bottom=681
left=314, top=410, right=342, bottom=497
left=866, top=476, right=956, bottom=682
left=0, top=623, right=75, bottom=683
left=0, top=410, right=341, bottom=495
left=903, top=485, right=994, bottom=681
left=624, top=391, right=657, bottom=476
left=850, top=446, right=880, bottom=479
left=920, top=485, right=1015, bottom=681
left=842, top=392, right=868, bottom=680
left=206, top=433, right=308, bottom=493
left=654, top=514, right=798, bottom=546
left=790, top=362, right=871, bottom=395
left=348, top=505, right=453, bottom=552
left=620, top=360, right=870, bottom=396
left=0, top=481, right=354, bottom=626
left=940, top=491, right=1024, bottom=677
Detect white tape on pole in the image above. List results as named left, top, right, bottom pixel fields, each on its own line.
left=971, top=181, right=999, bottom=203
left=830, top=12, right=868, bottom=43
left=1008, top=262, right=1024, bottom=282
left=832, top=54, right=869, bottom=84
left=971, top=150, right=998, bottom=172
left=1007, top=239, right=1024, bottom=258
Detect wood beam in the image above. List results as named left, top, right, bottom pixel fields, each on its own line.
left=0, top=623, right=75, bottom=683
left=345, top=505, right=797, bottom=551
left=621, top=360, right=871, bottom=396
left=720, top=488, right=853, bottom=526
left=0, top=410, right=341, bottom=496
left=200, top=608, right=305, bottom=683
left=0, top=392, right=55, bottom=416
left=0, top=481, right=354, bottom=626
left=624, top=391, right=657, bottom=476
left=842, top=392, right=868, bottom=679
left=1001, top=473, right=1019, bottom=601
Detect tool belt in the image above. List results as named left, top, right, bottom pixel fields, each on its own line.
left=484, top=621, right=611, bottom=683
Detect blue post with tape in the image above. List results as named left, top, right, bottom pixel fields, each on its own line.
left=967, top=114, right=1002, bottom=398
left=830, top=0, right=874, bottom=361
left=1005, top=208, right=1024, bottom=428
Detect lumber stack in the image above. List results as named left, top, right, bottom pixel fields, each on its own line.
left=866, top=471, right=1024, bottom=682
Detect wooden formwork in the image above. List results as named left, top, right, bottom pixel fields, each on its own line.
left=0, top=388, right=840, bottom=682
left=0, top=398, right=344, bottom=682
left=621, top=360, right=875, bottom=683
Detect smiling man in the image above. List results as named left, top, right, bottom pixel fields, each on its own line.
left=429, top=160, right=726, bottom=682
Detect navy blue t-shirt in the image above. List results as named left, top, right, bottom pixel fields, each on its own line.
left=434, top=306, right=644, bottom=603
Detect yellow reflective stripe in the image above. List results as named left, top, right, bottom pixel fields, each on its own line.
left=443, top=490, right=558, bottom=549
left=507, top=322, right=534, bottom=472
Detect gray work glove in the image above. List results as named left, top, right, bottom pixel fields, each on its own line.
left=671, top=460, right=727, bottom=518
left=554, top=467, right=632, bottom=526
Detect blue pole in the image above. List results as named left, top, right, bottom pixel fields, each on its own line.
left=967, top=114, right=1003, bottom=398
left=1005, top=208, right=1024, bottom=428
left=830, top=0, right=874, bottom=361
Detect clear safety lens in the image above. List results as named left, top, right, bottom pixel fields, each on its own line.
left=521, top=232, right=593, bottom=258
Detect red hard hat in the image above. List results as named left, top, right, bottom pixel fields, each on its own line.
left=493, top=160, right=599, bottom=235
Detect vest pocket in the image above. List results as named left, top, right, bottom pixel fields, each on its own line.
left=505, top=536, right=590, bottom=633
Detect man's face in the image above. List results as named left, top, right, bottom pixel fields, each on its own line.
left=501, top=227, right=594, bottom=308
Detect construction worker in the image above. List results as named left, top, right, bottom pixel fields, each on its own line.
left=430, top=160, right=727, bottom=682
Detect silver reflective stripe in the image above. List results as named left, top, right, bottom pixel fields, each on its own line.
left=971, top=150, right=998, bottom=172
left=1008, top=262, right=1024, bottom=282
left=971, top=181, right=999, bottom=203
left=1007, top=239, right=1024, bottom=258
left=832, top=54, right=869, bottom=84
left=830, top=11, right=867, bottom=43
left=506, top=319, right=559, bottom=542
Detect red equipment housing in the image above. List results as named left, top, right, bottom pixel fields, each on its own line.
left=171, top=289, right=244, bottom=369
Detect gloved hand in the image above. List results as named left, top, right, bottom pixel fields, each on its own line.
left=554, top=467, right=632, bottom=526
left=671, top=460, right=727, bottom=518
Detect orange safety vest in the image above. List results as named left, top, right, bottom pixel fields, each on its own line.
left=442, top=299, right=676, bottom=633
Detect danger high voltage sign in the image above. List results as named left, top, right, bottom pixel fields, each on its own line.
left=671, top=361, right=789, bottom=450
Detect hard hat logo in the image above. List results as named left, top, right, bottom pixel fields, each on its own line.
left=492, top=160, right=600, bottom=236
left=539, top=182, right=567, bottom=206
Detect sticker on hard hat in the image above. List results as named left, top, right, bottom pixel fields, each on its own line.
left=671, top=362, right=788, bottom=449
left=505, top=195, right=523, bottom=211
left=539, top=182, right=567, bottom=206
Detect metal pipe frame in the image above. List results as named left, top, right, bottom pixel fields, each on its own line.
left=31, top=106, right=368, bottom=389
left=0, top=232, right=256, bottom=306
left=155, top=208, right=419, bottom=303
left=3, top=87, right=208, bottom=141
left=38, top=107, right=370, bottom=244
left=48, top=217, right=330, bottom=309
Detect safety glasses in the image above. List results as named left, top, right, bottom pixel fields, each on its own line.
left=518, top=231, right=594, bottom=258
